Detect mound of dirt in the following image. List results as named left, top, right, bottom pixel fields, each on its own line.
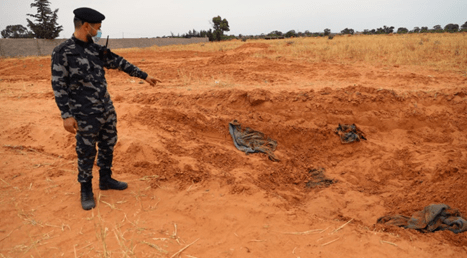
left=1, top=41, right=467, bottom=257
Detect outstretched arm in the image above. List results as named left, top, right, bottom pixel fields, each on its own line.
left=103, top=49, right=149, bottom=79
left=101, top=48, right=162, bottom=86
left=145, top=76, right=162, bottom=86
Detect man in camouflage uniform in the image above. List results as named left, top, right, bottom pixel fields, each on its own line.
left=51, top=7, right=161, bottom=210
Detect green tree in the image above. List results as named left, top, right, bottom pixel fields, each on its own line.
left=444, top=23, right=459, bottom=33
left=397, top=27, right=408, bottom=34
left=1, top=24, right=34, bottom=38
left=383, top=26, right=394, bottom=34
left=432, top=25, right=443, bottom=33
left=376, top=27, right=385, bottom=34
left=206, top=29, right=215, bottom=41
left=374, top=26, right=394, bottom=34
left=341, top=28, right=354, bottom=35
left=211, top=16, right=230, bottom=41
left=460, top=22, right=467, bottom=31
left=284, top=30, right=296, bottom=38
left=26, top=0, right=62, bottom=39
left=324, top=28, right=331, bottom=36
left=461, top=21, right=467, bottom=32
left=268, top=30, right=283, bottom=37
left=364, top=29, right=376, bottom=35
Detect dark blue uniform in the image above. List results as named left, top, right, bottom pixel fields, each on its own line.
left=51, top=35, right=148, bottom=182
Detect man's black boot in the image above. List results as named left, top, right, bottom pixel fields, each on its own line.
left=99, top=169, right=128, bottom=190
left=80, top=181, right=95, bottom=210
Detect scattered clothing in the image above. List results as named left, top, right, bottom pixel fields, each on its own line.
left=335, top=124, right=367, bottom=143
left=377, top=204, right=467, bottom=234
left=306, top=168, right=336, bottom=188
left=228, top=120, right=279, bottom=161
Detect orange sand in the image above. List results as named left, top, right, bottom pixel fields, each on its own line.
left=1, top=41, right=467, bottom=257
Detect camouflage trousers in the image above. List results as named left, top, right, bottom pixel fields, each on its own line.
left=75, top=110, right=117, bottom=183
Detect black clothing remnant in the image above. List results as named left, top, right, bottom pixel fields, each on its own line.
left=377, top=204, right=467, bottom=234
left=228, top=120, right=279, bottom=161
left=335, top=124, right=367, bottom=143
left=306, top=168, right=336, bottom=188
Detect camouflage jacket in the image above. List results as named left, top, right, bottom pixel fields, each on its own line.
left=51, top=35, right=148, bottom=119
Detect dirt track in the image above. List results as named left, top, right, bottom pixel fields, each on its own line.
left=1, top=40, right=467, bottom=257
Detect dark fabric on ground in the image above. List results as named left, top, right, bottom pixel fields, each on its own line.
left=228, top=120, right=279, bottom=161
left=377, top=204, right=467, bottom=234
left=306, top=168, right=336, bottom=188
left=335, top=124, right=367, bottom=143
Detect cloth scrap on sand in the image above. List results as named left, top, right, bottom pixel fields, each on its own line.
left=335, top=124, right=367, bottom=143
left=306, top=168, right=336, bottom=188
left=228, top=120, right=279, bottom=162
left=377, top=204, right=467, bottom=234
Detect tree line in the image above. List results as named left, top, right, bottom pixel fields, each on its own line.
left=168, top=16, right=231, bottom=41
left=174, top=21, right=467, bottom=41
left=257, top=22, right=467, bottom=38
left=350, top=23, right=466, bottom=35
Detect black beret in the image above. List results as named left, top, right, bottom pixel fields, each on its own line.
left=73, top=7, right=105, bottom=23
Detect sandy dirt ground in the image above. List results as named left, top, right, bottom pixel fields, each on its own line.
left=1, top=40, right=467, bottom=257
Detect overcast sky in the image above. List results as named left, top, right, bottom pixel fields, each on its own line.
left=1, top=0, right=466, bottom=39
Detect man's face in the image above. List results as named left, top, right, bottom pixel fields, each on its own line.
left=86, top=23, right=102, bottom=42
left=88, top=23, right=101, bottom=36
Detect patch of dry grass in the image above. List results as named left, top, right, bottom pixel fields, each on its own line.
left=118, top=33, right=467, bottom=72
left=260, top=33, right=467, bottom=71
